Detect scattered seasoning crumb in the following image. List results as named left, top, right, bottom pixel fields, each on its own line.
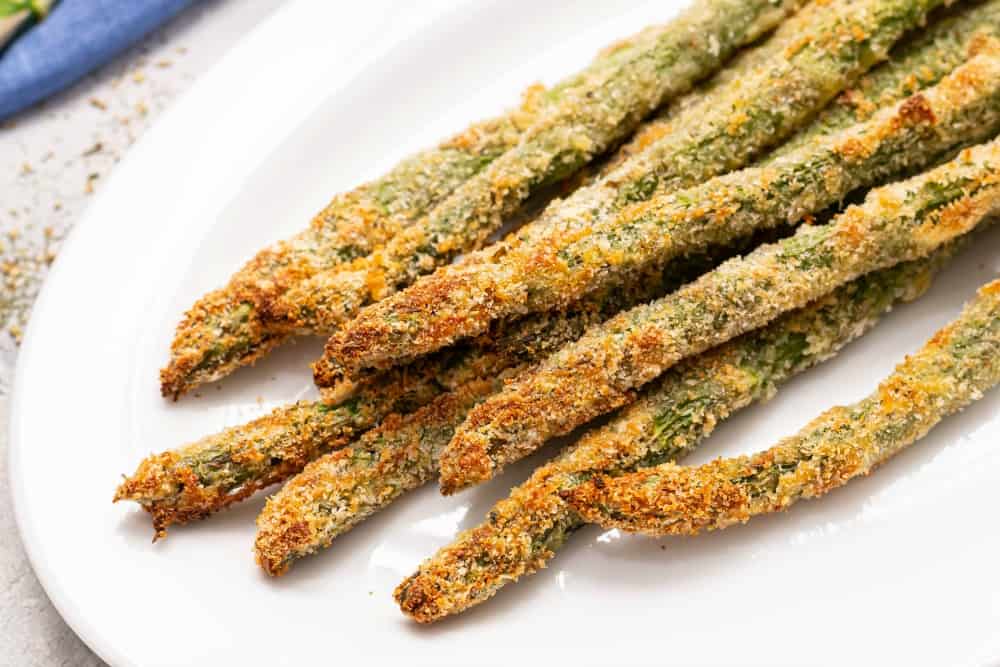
left=1, top=11, right=210, bottom=357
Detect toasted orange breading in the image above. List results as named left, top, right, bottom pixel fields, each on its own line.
left=565, top=279, right=1000, bottom=535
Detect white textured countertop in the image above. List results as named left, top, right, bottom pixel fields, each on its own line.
left=1, top=2, right=287, bottom=664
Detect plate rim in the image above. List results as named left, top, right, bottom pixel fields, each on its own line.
left=9, top=2, right=1000, bottom=665
left=6, top=1, right=478, bottom=664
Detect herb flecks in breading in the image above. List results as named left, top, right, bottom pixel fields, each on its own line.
left=440, top=136, right=1000, bottom=493
left=565, top=280, right=1000, bottom=535
left=394, top=246, right=961, bottom=622
left=324, top=0, right=947, bottom=377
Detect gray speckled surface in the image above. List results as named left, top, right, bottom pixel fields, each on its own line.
left=0, top=2, right=287, bottom=664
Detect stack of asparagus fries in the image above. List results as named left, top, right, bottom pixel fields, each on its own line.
left=116, top=0, right=1000, bottom=623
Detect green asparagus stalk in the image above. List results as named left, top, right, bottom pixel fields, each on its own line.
left=322, top=0, right=947, bottom=376
left=0, top=1, right=54, bottom=51
left=439, top=135, right=1000, bottom=493
left=272, top=0, right=809, bottom=337
left=156, top=14, right=680, bottom=399
left=564, top=279, right=1000, bottom=535
left=0, top=0, right=52, bottom=15
left=393, top=244, right=962, bottom=623
left=770, top=0, right=1000, bottom=158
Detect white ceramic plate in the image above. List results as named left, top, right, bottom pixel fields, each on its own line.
left=10, top=1, right=1000, bottom=664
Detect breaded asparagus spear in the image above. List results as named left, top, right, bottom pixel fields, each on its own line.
left=564, top=279, right=1000, bottom=535
left=252, top=236, right=787, bottom=570
left=160, top=112, right=531, bottom=400
left=322, top=0, right=947, bottom=375
left=311, top=231, right=770, bottom=395
left=118, top=234, right=751, bottom=536
left=606, top=0, right=953, bottom=170
left=770, top=0, right=1000, bottom=159
left=125, top=46, right=1000, bottom=535
left=156, top=17, right=677, bottom=399
left=393, top=245, right=961, bottom=622
left=272, top=0, right=813, bottom=336
left=254, top=378, right=498, bottom=576
left=600, top=0, right=833, bottom=173
left=439, top=136, right=1000, bottom=493
left=314, top=9, right=1000, bottom=388
left=256, top=247, right=960, bottom=578
left=115, top=369, right=446, bottom=538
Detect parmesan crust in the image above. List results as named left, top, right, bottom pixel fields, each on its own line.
left=565, top=278, right=1000, bottom=535
left=394, top=245, right=961, bottom=622
left=156, top=13, right=683, bottom=397
left=439, top=135, right=1000, bottom=493
left=324, top=0, right=949, bottom=377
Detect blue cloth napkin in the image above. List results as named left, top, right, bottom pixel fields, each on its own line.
left=0, top=0, right=194, bottom=120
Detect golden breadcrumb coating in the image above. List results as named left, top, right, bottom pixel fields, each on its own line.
left=565, top=279, right=1000, bottom=534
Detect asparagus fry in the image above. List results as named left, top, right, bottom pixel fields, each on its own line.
left=254, top=379, right=499, bottom=576
left=250, top=233, right=788, bottom=570
left=126, top=43, right=1000, bottom=535
left=118, top=235, right=752, bottom=536
left=317, top=1, right=989, bottom=391
left=564, top=279, right=1000, bottom=535
left=600, top=0, right=833, bottom=173
left=127, top=3, right=990, bottom=535
left=257, top=245, right=961, bottom=579
left=394, top=245, right=961, bottom=623
left=156, top=16, right=675, bottom=399
left=115, top=370, right=446, bottom=538
left=771, top=0, right=1000, bottom=158
left=315, top=6, right=1000, bottom=388
left=322, top=0, right=946, bottom=376
left=439, top=136, right=1000, bottom=493
left=274, top=0, right=813, bottom=337
left=607, top=0, right=980, bottom=170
